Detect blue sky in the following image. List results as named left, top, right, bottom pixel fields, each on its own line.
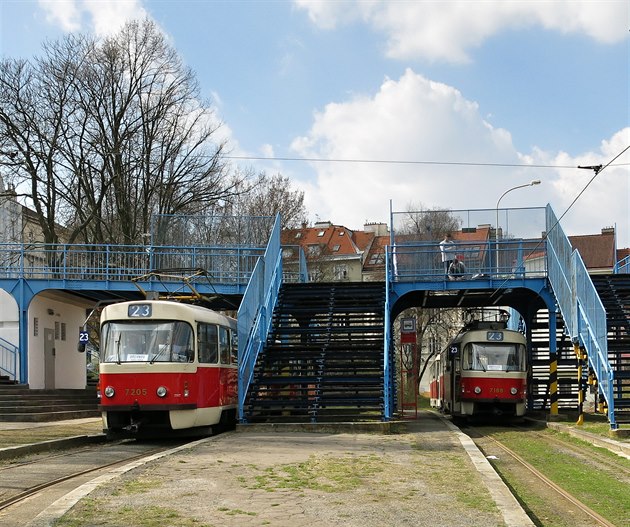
left=1, top=0, right=629, bottom=246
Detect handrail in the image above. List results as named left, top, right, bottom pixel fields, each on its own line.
left=545, top=205, right=615, bottom=428
left=573, top=250, right=614, bottom=426
left=389, top=238, right=546, bottom=282
left=0, top=336, right=18, bottom=380
left=0, top=242, right=264, bottom=284
left=615, top=255, right=630, bottom=274
left=237, top=214, right=283, bottom=422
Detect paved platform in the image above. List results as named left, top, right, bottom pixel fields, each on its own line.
left=1, top=413, right=628, bottom=527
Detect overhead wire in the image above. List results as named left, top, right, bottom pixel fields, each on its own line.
left=224, top=154, right=629, bottom=170
left=489, top=143, right=630, bottom=298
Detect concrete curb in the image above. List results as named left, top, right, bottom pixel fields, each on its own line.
left=0, top=434, right=107, bottom=461
left=441, top=419, right=535, bottom=527
left=543, top=421, right=630, bottom=459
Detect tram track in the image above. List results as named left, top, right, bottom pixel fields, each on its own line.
left=464, top=424, right=626, bottom=527
left=0, top=439, right=192, bottom=526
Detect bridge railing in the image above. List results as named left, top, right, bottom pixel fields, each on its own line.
left=281, top=244, right=308, bottom=283
left=0, top=336, right=18, bottom=381
left=545, top=205, right=615, bottom=428
left=237, top=214, right=283, bottom=421
left=0, top=243, right=264, bottom=284
left=615, top=255, right=630, bottom=274
left=390, top=238, right=546, bottom=282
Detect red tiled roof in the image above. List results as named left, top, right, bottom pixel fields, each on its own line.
left=569, top=232, right=616, bottom=270
left=281, top=224, right=373, bottom=259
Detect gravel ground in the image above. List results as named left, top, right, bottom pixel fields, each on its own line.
left=54, top=414, right=515, bottom=527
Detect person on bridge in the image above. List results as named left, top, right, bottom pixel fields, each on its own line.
left=440, top=233, right=457, bottom=274
left=448, top=257, right=466, bottom=280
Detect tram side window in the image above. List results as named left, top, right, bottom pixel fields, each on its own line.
left=219, top=326, right=230, bottom=365
left=198, top=323, right=218, bottom=363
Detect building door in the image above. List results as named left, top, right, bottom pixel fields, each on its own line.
left=44, top=328, right=55, bottom=389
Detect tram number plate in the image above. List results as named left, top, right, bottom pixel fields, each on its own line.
left=126, top=388, right=148, bottom=396
left=489, top=387, right=504, bottom=394
left=128, top=304, right=152, bottom=318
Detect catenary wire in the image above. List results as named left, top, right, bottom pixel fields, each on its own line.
left=224, top=154, right=629, bottom=170
left=489, top=144, right=630, bottom=298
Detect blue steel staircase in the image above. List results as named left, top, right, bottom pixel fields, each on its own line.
left=242, top=282, right=387, bottom=423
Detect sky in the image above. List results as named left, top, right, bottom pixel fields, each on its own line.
left=1, top=0, right=629, bottom=246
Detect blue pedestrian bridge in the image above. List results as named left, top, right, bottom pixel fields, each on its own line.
left=0, top=205, right=626, bottom=429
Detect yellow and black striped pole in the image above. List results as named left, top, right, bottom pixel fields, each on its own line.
left=574, top=343, right=587, bottom=426
left=548, top=311, right=558, bottom=416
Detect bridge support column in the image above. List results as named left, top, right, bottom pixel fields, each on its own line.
left=9, top=279, right=35, bottom=384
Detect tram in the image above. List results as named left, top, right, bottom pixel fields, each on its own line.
left=429, top=310, right=528, bottom=420
left=97, top=299, right=237, bottom=438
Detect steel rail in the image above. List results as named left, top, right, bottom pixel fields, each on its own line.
left=473, top=431, right=617, bottom=527
left=0, top=445, right=172, bottom=512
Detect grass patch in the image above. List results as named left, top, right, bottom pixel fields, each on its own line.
left=250, top=454, right=383, bottom=493
left=490, top=429, right=630, bottom=525
left=107, top=476, right=162, bottom=497
left=54, top=500, right=212, bottom=527
left=0, top=422, right=103, bottom=449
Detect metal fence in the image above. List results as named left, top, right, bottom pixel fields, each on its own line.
left=390, top=238, right=546, bottom=282
left=0, top=243, right=264, bottom=285
left=150, top=214, right=275, bottom=247
left=391, top=206, right=547, bottom=242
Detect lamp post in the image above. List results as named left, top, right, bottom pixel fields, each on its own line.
left=495, top=179, right=541, bottom=275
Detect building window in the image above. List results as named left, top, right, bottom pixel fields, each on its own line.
left=61, top=323, right=67, bottom=341
left=317, top=230, right=325, bottom=237
left=369, top=253, right=385, bottom=265
left=307, top=245, right=321, bottom=257
left=295, top=232, right=302, bottom=239
left=334, top=265, right=348, bottom=281
left=33, top=317, right=39, bottom=337
left=308, top=269, right=323, bottom=282
left=55, top=321, right=60, bottom=340
left=332, top=244, right=340, bottom=252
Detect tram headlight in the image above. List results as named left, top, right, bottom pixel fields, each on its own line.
left=156, top=386, right=168, bottom=398
left=474, top=386, right=482, bottom=394
left=104, top=386, right=115, bottom=398
left=510, top=387, right=518, bottom=395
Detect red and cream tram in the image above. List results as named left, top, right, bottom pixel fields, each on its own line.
left=429, top=311, right=528, bottom=420
left=98, top=300, right=237, bottom=438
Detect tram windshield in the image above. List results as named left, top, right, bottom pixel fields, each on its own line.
left=101, top=321, right=194, bottom=363
left=463, top=343, right=525, bottom=372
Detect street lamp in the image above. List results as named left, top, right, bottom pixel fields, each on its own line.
left=495, top=179, right=541, bottom=274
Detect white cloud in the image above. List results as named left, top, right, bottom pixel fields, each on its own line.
left=294, top=0, right=629, bottom=62
left=38, top=0, right=82, bottom=32
left=38, top=0, right=147, bottom=37
left=540, top=129, right=630, bottom=244
left=290, top=69, right=629, bottom=246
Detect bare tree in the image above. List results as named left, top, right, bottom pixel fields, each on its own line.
left=224, top=170, right=308, bottom=230
left=0, top=19, right=241, bottom=247
left=398, top=202, right=461, bottom=241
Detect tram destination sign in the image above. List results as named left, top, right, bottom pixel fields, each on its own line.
left=128, top=304, right=152, bottom=318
